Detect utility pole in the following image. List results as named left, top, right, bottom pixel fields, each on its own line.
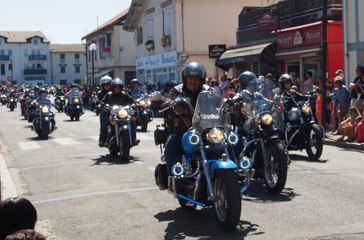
left=321, top=0, right=328, bottom=129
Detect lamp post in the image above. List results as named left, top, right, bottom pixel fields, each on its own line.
left=50, top=48, right=54, bottom=85
left=88, top=43, right=97, bottom=87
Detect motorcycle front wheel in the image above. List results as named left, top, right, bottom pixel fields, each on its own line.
left=264, top=140, right=287, bottom=194
left=119, top=131, right=130, bottom=162
left=305, top=124, right=323, bottom=161
left=213, top=169, right=241, bottom=232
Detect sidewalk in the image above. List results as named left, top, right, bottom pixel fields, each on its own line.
left=324, top=133, right=364, bottom=151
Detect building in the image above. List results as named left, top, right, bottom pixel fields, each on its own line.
left=343, top=0, right=364, bottom=84
left=82, top=9, right=137, bottom=87
left=0, top=31, right=51, bottom=86
left=124, top=0, right=269, bottom=85
left=50, top=44, right=87, bottom=85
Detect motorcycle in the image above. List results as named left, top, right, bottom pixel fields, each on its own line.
left=276, top=89, right=323, bottom=160
left=91, top=94, right=102, bottom=116
left=66, top=96, right=84, bottom=121
left=0, top=94, right=8, bottom=105
left=228, top=93, right=288, bottom=194
left=7, top=96, right=17, bottom=111
left=54, top=95, right=66, bottom=113
left=32, top=103, right=56, bottom=139
left=103, top=104, right=136, bottom=161
left=134, top=94, right=154, bottom=132
left=154, top=91, right=242, bottom=232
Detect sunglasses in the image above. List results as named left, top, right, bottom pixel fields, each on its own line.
left=285, top=81, right=293, bottom=84
left=113, top=85, right=122, bottom=89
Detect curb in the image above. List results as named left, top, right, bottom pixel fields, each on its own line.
left=0, top=153, right=18, bottom=201
left=323, top=138, right=364, bottom=151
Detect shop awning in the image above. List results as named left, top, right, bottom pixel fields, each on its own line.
left=216, top=42, right=274, bottom=71
left=275, top=45, right=321, bottom=60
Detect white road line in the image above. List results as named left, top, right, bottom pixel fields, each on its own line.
left=32, top=187, right=158, bottom=205
left=0, top=153, right=17, bottom=198
left=17, top=141, right=41, bottom=150
left=53, top=138, right=82, bottom=145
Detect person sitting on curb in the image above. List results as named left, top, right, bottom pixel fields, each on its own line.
left=336, top=107, right=361, bottom=142
left=355, top=112, right=364, bottom=145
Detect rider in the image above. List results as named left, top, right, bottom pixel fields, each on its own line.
left=128, top=78, right=145, bottom=99
left=99, top=78, right=139, bottom=147
left=65, top=84, right=83, bottom=114
left=163, top=62, right=211, bottom=176
left=33, top=88, right=55, bottom=130
left=97, top=75, right=112, bottom=101
left=54, top=87, right=66, bottom=97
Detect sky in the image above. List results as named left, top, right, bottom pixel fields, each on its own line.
left=0, top=0, right=132, bottom=44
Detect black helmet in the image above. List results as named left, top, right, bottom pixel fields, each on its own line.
left=181, top=62, right=206, bottom=88
left=112, top=78, right=124, bottom=87
left=278, top=73, right=293, bottom=90
left=100, top=75, right=112, bottom=87
left=238, top=71, right=258, bottom=90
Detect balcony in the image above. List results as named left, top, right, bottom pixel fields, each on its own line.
left=0, top=55, right=10, bottom=61
left=29, top=55, right=47, bottom=61
left=24, top=69, right=47, bottom=75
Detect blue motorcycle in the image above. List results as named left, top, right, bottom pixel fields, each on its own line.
left=154, top=91, right=242, bottom=232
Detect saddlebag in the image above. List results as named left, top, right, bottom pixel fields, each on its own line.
left=155, top=163, right=168, bottom=190
left=154, top=127, right=168, bottom=145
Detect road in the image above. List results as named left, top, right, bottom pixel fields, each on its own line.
left=0, top=103, right=364, bottom=240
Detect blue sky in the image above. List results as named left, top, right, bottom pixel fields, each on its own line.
left=0, top=0, right=132, bottom=44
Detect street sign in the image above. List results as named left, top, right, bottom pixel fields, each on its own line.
left=6, top=76, right=12, bottom=81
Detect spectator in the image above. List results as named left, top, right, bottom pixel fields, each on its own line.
left=355, top=113, right=364, bottom=144
left=300, top=70, right=314, bottom=94
left=330, top=76, right=351, bottom=134
left=210, top=79, right=220, bottom=93
left=219, top=75, right=230, bottom=98
left=5, top=229, right=46, bottom=240
left=336, top=107, right=360, bottom=142
left=0, top=197, right=38, bottom=240
left=335, top=69, right=344, bottom=79
left=349, top=65, right=364, bottom=112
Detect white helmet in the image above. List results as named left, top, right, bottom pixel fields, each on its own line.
left=99, top=75, right=112, bottom=87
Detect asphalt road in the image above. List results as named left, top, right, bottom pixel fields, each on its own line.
left=1, top=102, right=364, bottom=240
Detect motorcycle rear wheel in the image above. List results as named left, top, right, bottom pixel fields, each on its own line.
left=264, top=140, right=287, bottom=194
left=305, top=124, right=323, bottom=161
left=213, top=169, right=241, bottom=232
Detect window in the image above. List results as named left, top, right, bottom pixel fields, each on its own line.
left=24, top=49, right=28, bottom=56
left=0, top=50, right=4, bottom=55
left=136, top=27, right=143, bottom=45
left=146, top=18, right=154, bottom=40
left=75, top=53, right=79, bottom=59
left=60, top=66, right=66, bottom=73
left=33, top=38, right=39, bottom=45
left=75, top=66, right=80, bottom=73
left=0, top=64, right=5, bottom=75
left=60, top=54, right=65, bottom=63
left=0, top=38, right=3, bottom=45
left=8, top=49, right=12, bottom=56
left=163, top=9, right=171, bottom=36
left=60, top=79, right=67, bottom=85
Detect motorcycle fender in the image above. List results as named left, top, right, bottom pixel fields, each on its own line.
left=208, top=159, right=237, bottom=177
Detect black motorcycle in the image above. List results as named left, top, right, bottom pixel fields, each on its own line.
left=32, top=103, right=56, bottom=139
left=0, top=93, right=8, bottom=105
left=66, top=96, right=84, bottom=121
left=103, top=104, right=135, bottom=161
left=91, top=94, right=102, bottom=116
left=54, top=95, right=66, bottom=113
left=276, top=89, right=323, bottom=160
left=7, top=96, right=17, bottom=111
left=228, top=94, right=288, bottom=194
left=134, top=94, right=154, bottom=132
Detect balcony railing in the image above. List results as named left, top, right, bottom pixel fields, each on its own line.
left=24, top=69, right=47, bottom=75
left=29, top=55, right=47, bottom=61
left=0, top=55, right=10, bottom=61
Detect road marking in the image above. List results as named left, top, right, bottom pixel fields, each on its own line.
left=53, top=138, right=81, bottom=145
left=18, top=141, right=41, bottom=150
left=32, top=187, right=158, bottom=205
left=0, top=153, right=18, bottom=198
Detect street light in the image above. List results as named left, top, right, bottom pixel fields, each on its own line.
left=88, top=43, right=97, bottom=87
left=50, top=48, right=54, bottom=85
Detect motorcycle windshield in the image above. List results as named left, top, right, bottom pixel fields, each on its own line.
left=240, top=96, right=272, bottom=132
left=192, top=91, right=229, bottom=131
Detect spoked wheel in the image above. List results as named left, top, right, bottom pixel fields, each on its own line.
left=305, top=124, right=323, bottom=161
left=213, top=169, right=241, bottom=232
left=264, top=140, right=288, bottom=194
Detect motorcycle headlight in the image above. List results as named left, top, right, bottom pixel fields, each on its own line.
left=73, top=98, right=80, bottom=104
left=60, top=96, right=65, bottom=100
left=41, top=106, right=49, bottom=113
left=288, top=108, right=300, bottom=121
left=260, top=113, right=273, bottom=125
left=10, top=99, right=14, bottom=102
left=227, top=132, right=239, bottom=145
left=138, top=99, right=146, bottom=106
left=207, top=128, right=225, bottom=144
left=301, top=103, right=311, bottom=114
left=118, top=108, right=129, bottom=119
left=147, top=99, right=151, bottom=106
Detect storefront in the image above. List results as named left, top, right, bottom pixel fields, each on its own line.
left=276, top=21, right=343, bottom=81
left=136, top=50, right=179, bottom=86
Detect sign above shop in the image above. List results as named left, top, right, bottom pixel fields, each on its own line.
left=208, top=44, right=226, bottom=58
left=136, top=50, right=177, bottom=70
left=259, top=12, right=277, bottom=31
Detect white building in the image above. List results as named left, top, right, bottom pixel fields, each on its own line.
left=123, top=0, right=269, bottom=85
left=82, top=9, right=137, bottom=87
left=343, top=0, right=364, bottom=83
left=50, top=44, right=87, bottom=85
left=0, top=31, right=51, bottom=86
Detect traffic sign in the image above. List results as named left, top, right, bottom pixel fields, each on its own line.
left=6, top=76, right=12, bottom=81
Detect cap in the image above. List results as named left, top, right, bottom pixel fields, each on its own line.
left=335, top=69, right=343, bottom=75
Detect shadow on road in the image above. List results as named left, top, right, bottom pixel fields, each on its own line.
left=154, top=207, right=263, bottom=239
left=90, top=154, right=141, bottom=165
left=289, top=153, right=328, bottom=163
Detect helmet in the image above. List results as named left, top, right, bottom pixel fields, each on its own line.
left=39, top=88, right=47, bottom=94
left=33, top=86, right=40, bottom=92
left=70, top=84, right=79, bottom=89
left=238, top=71, right=258, bottom=90
left=100, top=75, right=112, bottom=87
left=278, top=73, right=293, bottom=90
left=112, top=78, right=124, bottom=86
left=181, top=62, right=206, bottom=88
left=131, top=79, right=139, bottom=85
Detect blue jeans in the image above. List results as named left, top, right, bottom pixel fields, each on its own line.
left=164, top=134, right=184, bottom=176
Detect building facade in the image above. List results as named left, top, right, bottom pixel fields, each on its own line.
left=82, top=9, right=137, bottom=87
left=0, top=31, right=51, bottom=86
left=124, top=0, right=269, bottom=84
left=50, top=44, right=87, bottom=85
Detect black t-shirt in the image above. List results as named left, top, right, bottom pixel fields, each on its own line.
left=351, top=76, right=361, bottom=98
